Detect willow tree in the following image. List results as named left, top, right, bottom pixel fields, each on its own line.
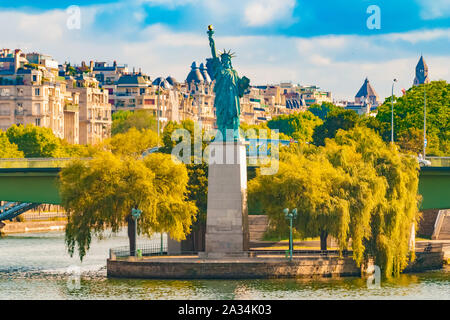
left=333, top=127, right=420, bottom=276
left=59, top=151, right=197, bottom=260
left=249, top=150, right=352, bottom=250
left=249, top=126, right=420, bottom=277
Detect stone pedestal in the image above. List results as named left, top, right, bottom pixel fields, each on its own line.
left=203, top=141, right=249, bottom=256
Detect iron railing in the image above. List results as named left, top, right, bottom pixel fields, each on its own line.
left=426, top=157, right=450, bottom=167
left=250, top=249, right=354, bottom=257
left=0, top=157, right=92, bottom=169
left=110, top=242, right=168, bottom=259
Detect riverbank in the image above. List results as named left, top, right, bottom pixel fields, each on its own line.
left=0, top=219, right=66, bottom=234
left=1, top=231, right=449, bottom=299
left=107, top=241, right=450, bottom=279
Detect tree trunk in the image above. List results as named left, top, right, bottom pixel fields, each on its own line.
left=127, top=214, right=136, bottom=256
left=320, top=230, right=328, bottom=251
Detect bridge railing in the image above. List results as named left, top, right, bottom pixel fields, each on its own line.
left=426, top=157, right=450, bottom=167
left=0, top=158, right=92, bottom=169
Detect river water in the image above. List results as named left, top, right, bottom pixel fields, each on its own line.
left=0, top=231, right=449, bottom=300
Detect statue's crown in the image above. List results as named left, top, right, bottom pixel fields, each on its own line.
left=220, top=49, right=236, bottom=59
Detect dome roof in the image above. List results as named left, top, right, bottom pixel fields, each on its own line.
left=199, top=63, right=211, bottom=84
left=186, top=61, right=204, bottom=84
left=166, top=76, right=178, bottom=85
left=152, top=76, right=172, bottom=89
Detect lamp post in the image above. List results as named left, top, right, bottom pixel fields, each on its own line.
left=157, top=81, right=162, bottom=147
left=130, top=207, right=142, bottom=257
left=391, top=78, right=397, bottom=144
left=284, top=208, right=297, bottom=261
left=423, top=84, right=427, bottom=158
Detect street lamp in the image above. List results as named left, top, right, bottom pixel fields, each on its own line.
left=423, top=84, right=427, bottom=158
left=284, top=208, right=297, bottom=261
left=391, top=78, right=397, bottom=144
left=157, top=81, right=162, bottom=147
left=130, top=207, right=142, bottom=257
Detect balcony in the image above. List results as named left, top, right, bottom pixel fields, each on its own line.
left=64, top=103, right=79, bottom=112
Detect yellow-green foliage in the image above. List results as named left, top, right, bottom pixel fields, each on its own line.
left=0, top=131, right=24, bottom=158
left=59, top=131, right=197, bottom=260
left=104, top=127, right=159, bottom=158
left=249, top=126, right=420, bottom=277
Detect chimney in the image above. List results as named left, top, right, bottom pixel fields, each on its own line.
left=89, top=60, right=94, bottom=71
left=113, top=60, right=117, bottom=67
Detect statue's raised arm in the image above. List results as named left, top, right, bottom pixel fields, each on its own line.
left=207, top=25, right=218, bottom=59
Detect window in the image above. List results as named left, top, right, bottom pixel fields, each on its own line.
left=35, top=118, right=41, bottom=126
left=34, top=88, right=40, bottom=96
left=34, top=103, right=41, bottom=115
left=32, top=75, right=37, bottom=82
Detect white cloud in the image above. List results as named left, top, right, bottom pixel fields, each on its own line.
left=416, top=0, right=450, bottom=20
left=383, top=28, right=450, bottom=44
left=244, top=0, right=296, bottom=27
left=0, top=7, right=448, bottom=101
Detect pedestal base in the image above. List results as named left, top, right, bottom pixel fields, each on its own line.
left=204, top=141, right=249, bottom=255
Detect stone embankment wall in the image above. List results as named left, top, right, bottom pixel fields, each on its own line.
left=107, top=256, right=366, bottom=279
left=0, top=220, right=66, bottom=234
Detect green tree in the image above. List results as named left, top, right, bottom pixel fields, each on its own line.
left=6, top=124, right=64, bottom=158
left=308, top=102, right=340, bottom=120
left=376, top=81, right=449, bottom=155
left=332, top=127, right=420, bottom=276
left=240, top=122, right=291, bottom=140
left=267, top=111, right=322, bottom=142
left=161, top=120, right=209, bottom=250
left=60, top=151, right=197, bottom=260
left=111, top=110, right=157, bottom=135
left=105, top=127, right=159, bottom=158
left=312, top=109, right=360, bottom=146
left=397, top=127, right=424, bottom=154
left=0, top=131, right=24, bottom=158
left=250, top=126, right=420, bottom=277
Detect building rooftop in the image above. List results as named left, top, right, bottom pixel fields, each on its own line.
left=355, top=78, right=379, bottom=99
left=186, top=62, right=204, bottom=83
left=116, top=74, right=149, bottom=86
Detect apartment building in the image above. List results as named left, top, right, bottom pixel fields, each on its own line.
left=0, top=67, right=66, bottom=139
left=67, top=76, right=111, bottom=145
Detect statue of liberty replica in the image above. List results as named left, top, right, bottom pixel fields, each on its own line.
left=207, top=25, right=250, bottom=141
left=203, top=25, right=250, bottom=257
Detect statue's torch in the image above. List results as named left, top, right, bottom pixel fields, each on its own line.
left=207, top=25, right=214, bottom=38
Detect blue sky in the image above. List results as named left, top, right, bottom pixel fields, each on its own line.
left=0, top=0, right=449, bottom=99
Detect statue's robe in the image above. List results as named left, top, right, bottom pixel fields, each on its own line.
left=211, top=58, right=247, bottom=140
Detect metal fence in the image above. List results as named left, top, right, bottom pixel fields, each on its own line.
left=250, top=249, right=354, bottom=257
left=110, top=242, right=168, bottom=259
left=21, top=212, right=67, bottom=221
left=426, top=157, right=450, bottom=167
left=0, top=158, right=92, bottom=169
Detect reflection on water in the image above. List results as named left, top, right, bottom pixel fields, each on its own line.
left=0, top=231, right=449, bottom=300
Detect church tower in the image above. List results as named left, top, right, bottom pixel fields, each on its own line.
left=413, top=55, right=430, bottom=86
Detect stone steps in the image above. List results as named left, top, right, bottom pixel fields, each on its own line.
left=248, top=215, right=268, bottom=241
left=432, top=210, right=450, bottom=240
left=439, top=216, right=450, bottom=239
